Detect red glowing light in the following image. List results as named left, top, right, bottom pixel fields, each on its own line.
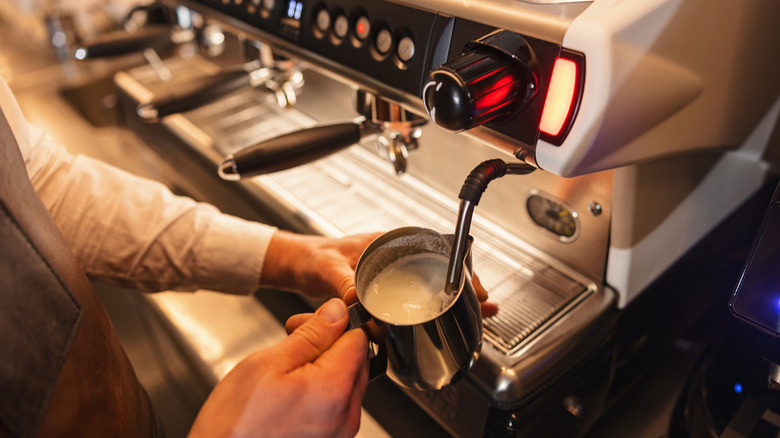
left=357, top=22, right=366, bottom=35
left=540, top=58, right=578, bottom=137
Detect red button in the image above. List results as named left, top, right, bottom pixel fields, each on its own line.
left=355, top=16, right=370, bottom=40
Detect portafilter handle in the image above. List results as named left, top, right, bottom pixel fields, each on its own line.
left=73, top=25, right=177, bottom=60
left=137, top=65, right=254, bottom=122
left=74, top=3, right=187, bottom=60
left=218, top=119, right=381, bottom=180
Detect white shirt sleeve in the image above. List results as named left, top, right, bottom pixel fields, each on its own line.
left=1, top=75, right=277, bottom=294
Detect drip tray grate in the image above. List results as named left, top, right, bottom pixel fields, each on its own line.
left=483, top=266, right=587, bottom=354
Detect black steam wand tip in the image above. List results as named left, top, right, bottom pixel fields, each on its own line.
left=444, top=159, right=535, bottom=294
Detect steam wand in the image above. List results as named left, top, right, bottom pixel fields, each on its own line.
left=444, top=159, right=535, bottom=294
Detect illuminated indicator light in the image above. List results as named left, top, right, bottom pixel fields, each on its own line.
left=295, top=1, right=302, bottom=20
left=734, top=383, right=743, bottom=394
left=357, top=22, right=365, bottom=34
left=287, top=0, right=302, bottom=19
left=468, top=65, right=508, bottom=85
left=540, top=58, right=578, bottom=137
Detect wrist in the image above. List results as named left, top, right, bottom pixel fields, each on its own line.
left=260, top=230, right=314, bottom=291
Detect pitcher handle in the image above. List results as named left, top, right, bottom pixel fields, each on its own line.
left=347, top=302, right=372, bottom=331
left=346, top=302, right=387, bottom=382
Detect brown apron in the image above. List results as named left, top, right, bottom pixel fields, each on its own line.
left=0, top=107, right=163, bottom=437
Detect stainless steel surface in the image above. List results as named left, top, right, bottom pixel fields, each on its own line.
left=473, top=280, right=613, bottom=404
left=351, top=227, right=482, bottom=391
left=354, top=89, right=426, bottom=175
left=216, top=155, right=240, bottom=180
left=354, top=89, right=427, bottom=130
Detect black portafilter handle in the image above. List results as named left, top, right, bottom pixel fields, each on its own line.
left=137, top=68, right=252, bottom=121
left=218, top=120, right=381, bottom=180
left=73, top=25, right=174, bottom=60
left=444, top=159, right=535, bottom=294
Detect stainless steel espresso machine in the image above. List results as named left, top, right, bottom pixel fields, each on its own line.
left=96, top=0, right=780, bottom=436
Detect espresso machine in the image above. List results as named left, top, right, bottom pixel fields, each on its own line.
left=95, top=0, right=780, bottom=436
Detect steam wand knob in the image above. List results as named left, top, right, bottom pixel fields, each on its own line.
left=423, top=30, right=538, bottom=132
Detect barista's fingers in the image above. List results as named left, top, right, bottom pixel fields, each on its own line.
left=472, top=273, right=498, bottom=318
left=346, top=348, right=370, bottom=424
left=342, top=284, right=358, bottom=306
left=279, top=299, right=349, bottom=369
left=285, top=312, right=314, bottom=334
left=335, top=274, right=357, bottom=303
left=313, top=329, right=369, bottom=388
left=480, top=302, right=499, bottom=319
left=472, top=273, right=488, bottom=302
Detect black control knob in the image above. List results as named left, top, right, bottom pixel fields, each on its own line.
left=423, top=31, right=537, bottom=132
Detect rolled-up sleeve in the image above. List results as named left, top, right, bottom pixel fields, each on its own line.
left=44, top=154, right=276, bottom=294
left=3, top=77, right=276, bottom=295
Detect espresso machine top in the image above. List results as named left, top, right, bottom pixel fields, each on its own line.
left=171, top=0, right=779, bottom=176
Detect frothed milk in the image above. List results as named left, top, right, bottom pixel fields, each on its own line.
left=362, top=252, right=456, bottom=325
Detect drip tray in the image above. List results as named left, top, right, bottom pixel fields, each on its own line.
left=484, top=262, right=587, bottom=354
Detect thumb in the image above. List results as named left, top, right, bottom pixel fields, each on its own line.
left=277, top=298, right=349, bottom=371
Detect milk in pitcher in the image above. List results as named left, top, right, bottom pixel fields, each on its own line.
left=362, top=253, right=456, bottom=325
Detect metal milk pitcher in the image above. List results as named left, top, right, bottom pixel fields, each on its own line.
left=347, top=226, right=482, bottom=391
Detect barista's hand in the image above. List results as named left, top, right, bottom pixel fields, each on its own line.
left=188, top=299, right=369, bottom=438
left=473, top=274, right=498, bottom=318
left=263, top=230, right=498, bottom=319
left=260, top=231, right=381, bottom=300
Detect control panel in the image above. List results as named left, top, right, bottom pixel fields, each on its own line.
left=179, top=0, right=584, bottom=151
